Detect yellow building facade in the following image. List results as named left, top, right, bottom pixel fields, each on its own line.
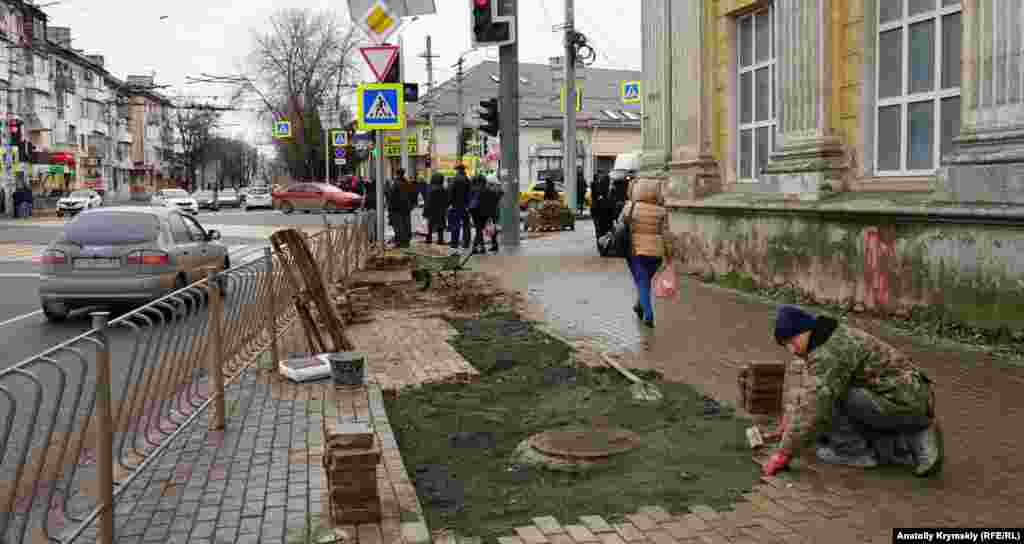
left=643, top=0, right=1021, bottom=203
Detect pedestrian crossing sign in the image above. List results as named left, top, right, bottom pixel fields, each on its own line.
left=273, top=120, right=291, bottom=138
left=332, top=130, right=348, bottom=146
left=621, top=81, right=641, bottom=104
left=357, top=83, right=404, bottom=131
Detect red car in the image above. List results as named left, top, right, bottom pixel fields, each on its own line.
left=272, top=182, right=363, bottom=214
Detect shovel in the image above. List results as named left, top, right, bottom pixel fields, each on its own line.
left=600, top=352, right=663, bottom=402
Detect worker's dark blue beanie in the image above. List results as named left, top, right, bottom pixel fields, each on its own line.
left=774, top=305, right=818, bottom=346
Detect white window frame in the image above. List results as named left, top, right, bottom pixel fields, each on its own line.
left=875, top=0, right=961, bottom=176
left=736, top=5, right=776, bottom=183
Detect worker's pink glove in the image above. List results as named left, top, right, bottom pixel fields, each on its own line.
left=761, top=450, right=791, bottom=476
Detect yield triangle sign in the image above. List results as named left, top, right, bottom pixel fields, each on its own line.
left=361, top=45, right=399, bottom=82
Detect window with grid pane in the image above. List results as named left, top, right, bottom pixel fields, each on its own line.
left=876, top=0, right=961, bottom=175
left=737, top=6, right=775, bottom=182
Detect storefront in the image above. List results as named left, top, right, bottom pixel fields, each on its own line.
left=129, top=163, right=153, bottom=201
left=41, top=152, right=77, bottom=194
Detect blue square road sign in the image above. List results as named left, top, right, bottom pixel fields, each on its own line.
left=274, top=120, right=291, bottom=138
left=332, top=130, right=348, bottom=146
left=357, top=83, right=404, bottom=131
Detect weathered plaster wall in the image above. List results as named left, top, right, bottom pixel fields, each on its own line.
left=668, top=205, right=1024, bottom=329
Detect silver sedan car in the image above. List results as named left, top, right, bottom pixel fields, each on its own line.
left=38, top=207, right=229, bottom=322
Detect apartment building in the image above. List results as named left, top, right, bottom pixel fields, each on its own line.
left=0, top=0, right=176, bottom=209
left=46, top=26, right=136, bottom=199
left=124, top=74, right=177, bottom=200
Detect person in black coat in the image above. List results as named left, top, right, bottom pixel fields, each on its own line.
left=474, top=177, right=503, bottom=253
left=591, top=173, right=613, bottom=239
left=424, top=173, right=448, bottom=244
left=543, top=178, right=559, bottom=201
left=468, top=175, right=487, bottom=254
left=362, top=177, right=378, bottom=243
left=447, top=165, right=472, bottom=249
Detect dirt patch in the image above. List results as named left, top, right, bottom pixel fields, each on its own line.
left=386, top=311, right=758, bottom=540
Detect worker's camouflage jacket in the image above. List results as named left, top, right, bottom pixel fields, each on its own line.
left=780, top=325, right=933, bottom=456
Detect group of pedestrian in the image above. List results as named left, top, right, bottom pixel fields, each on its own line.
left=423, top=164, right=502, bottom=253
left=375, top=164, right=502, bottom=253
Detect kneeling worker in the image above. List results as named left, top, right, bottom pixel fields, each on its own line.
left=762, top=305, right=943, bottom=478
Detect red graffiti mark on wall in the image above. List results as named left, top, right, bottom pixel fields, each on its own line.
left=863, top=227, right=895, bottom=308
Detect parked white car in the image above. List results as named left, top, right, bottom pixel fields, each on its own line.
left=243, top=186, right=273, bottom=211
left=57, top=189, right=103, bottom=217
left=151, top=188, right=199, bottom=215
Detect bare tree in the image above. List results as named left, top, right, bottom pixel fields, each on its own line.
left=172, top=105, right=221, bottom=192
left=235, top=8, right=360, bottom=179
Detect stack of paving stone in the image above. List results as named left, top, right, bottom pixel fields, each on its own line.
left=343, top=287, right=373, bottom=323
left=737, top=360, right=786, bottom=415
left=323, top=419, right=383, bottom=524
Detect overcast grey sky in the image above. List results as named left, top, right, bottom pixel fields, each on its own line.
left=42, top=0, right=640, bottom=147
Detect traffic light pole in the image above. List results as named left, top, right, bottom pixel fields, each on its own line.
left=499, top=0, right=520, bottom=248
left=375, top=130, right=385, bottom=247
left=455, top=56, right=465, bottom=163
left=563, top=0, right=577, bottom=216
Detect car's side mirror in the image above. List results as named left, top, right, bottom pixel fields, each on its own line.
left=206, top=230, right=221, bottom=241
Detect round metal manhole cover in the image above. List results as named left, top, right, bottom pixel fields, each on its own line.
left=528, top=428, right=642, bottom=459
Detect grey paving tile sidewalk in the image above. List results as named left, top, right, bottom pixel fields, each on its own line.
left=93, top=368, right=327, bottom=544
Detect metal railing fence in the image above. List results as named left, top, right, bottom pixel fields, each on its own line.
left=0, top=213, right=371, bottom=543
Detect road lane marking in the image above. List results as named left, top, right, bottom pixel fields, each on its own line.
left=0, top=309, right=42, bottom=327
left=0, top=273, right=39, bottom=278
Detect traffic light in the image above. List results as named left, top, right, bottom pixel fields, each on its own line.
left=470, top=0, right=512, bottom=47
left=477, top=98, right=499, bottom=137
left=8, top=119, right=21, bottom=147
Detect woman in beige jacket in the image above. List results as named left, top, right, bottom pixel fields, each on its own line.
left=618, top=179, right=672, bottom=327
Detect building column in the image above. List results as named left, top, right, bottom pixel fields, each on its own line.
left=639, top=0, right=671, bottom=173
left=938, top=0, right=1024, bottom=203
left=665, top=0, right=721, bottom=200
left=763, top=0, right=848, bottom=200
left=639, top=0, right=720, bottom=199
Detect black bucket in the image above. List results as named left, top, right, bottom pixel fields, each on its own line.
left=329, top=352, right=367, bottom=386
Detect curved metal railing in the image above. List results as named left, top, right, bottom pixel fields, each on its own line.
left=0, top=213, right=371, bottom=543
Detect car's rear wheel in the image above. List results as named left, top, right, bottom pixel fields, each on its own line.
left=42, top=301, right=69, bottom=322
left=280, top=201, right=294, bottom=214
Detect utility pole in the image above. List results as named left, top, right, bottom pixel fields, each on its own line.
left=324, top=122, right=330, bottom=184
left=499, top=0, right=520, bottom=247
left=420, top=35, right=438, bottom=175
left=563, top=0, right=577, bottom=215
left=399, top=34, right=410, bottom=175
left=455, top=56, right=465, bottom=164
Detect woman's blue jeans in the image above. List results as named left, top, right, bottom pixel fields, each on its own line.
left=627, top=255, right=663, bottom=321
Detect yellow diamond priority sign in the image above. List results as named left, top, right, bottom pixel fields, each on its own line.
left=354, top=0, right=399, bottom=44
